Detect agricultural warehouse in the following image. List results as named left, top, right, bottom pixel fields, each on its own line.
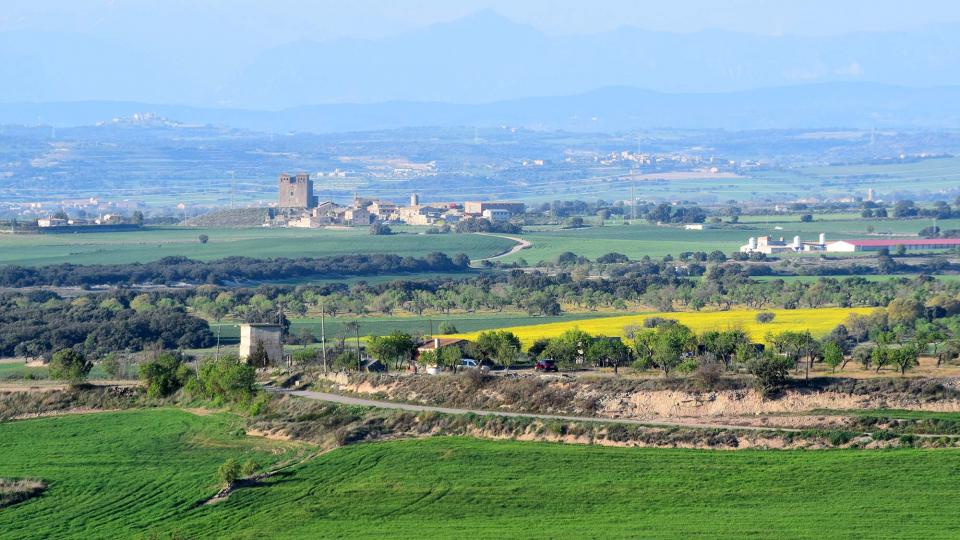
left=826, top=238, right=960, bottom=252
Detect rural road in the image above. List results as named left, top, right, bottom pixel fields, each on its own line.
left=272, top=388, right=807, bottom=433
left=472, top=233, right=531, bottom=263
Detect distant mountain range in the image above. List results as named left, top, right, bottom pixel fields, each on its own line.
left=3, top=83, right=960, bottom=132
left=2, top=10, right=960, bottom=108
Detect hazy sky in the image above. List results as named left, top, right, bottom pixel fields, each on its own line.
left=4, top=0, right=960, bottom=46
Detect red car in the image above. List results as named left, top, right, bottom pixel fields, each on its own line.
left=534, top=359, right=558, bottom=372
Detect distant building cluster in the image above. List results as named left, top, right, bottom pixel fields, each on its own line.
left=740, top=234, right=960, bottom=254
left=268, top=172, right=524, bottom=228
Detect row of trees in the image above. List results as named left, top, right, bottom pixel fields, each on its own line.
left=0, top=252, right=471, bottom=287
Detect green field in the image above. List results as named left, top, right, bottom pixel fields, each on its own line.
left=0, top=227, right=515, bottom=266
left=3, top=409, right=960, bottom=538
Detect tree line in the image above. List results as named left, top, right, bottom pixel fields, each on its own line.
left=0, top=252, right=470, bottom=287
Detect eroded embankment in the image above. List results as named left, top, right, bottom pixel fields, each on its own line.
left=306, top=372, right=960, bottom=431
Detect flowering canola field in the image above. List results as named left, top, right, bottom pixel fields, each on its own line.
left=451, top=307, right=876, bottom=348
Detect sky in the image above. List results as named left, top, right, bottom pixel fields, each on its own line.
left=4, top=0, right=960, bottom=47
left=3, top=1, right=960, bottom=107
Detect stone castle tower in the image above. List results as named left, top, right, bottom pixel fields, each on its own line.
left=278, top=173, right=315, bottom=208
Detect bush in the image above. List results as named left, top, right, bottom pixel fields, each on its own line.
left=198, top=234, right=209, bottom=244
left=217, top=458, right=240, bottom=485
left=369, top=222, right=392, bottom=236
left=139, top=353, right=193, bottom=398
left=48, top=349, right=93, bottom=385
left=438, top=322, right=459, bottom=335
left=197, top=356, right=257, bottom=404
left=756, top=312, right=776, bottom=324
left=746, top=354, right=794, bottom=398
left=694, top=361, right=724, bottom=389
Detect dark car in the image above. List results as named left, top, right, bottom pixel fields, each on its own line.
left=534, top=359, right=558, bottom=372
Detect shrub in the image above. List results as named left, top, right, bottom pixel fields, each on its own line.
left=217, top=458, right=240, bottom=485
left=746, top=354, right=794, bottom=398
left=197, top=356, right=257, bottom=404
left=756, top=312, right=776, bottom=324
left=438, top=322, right=459, bottom=335
left=48, top=349, right=93, bottom=385
left=139, top=353, right=193, bottom=398
left=694, top=361, right=724, bottom=389
left=332, top=350, right=359, bottom=371
left=240, top=460, right=258, bottom=477
left=198, top=234, right=209, bottom=244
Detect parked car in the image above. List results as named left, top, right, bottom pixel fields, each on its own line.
left=459, top=358, right=490, bottom=372
left=534, top=359, right=558, bottom=372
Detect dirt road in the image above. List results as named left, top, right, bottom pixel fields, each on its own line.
left=273, top=388, right=809, bottom=433
left=472, top=233, right=531, bottom=263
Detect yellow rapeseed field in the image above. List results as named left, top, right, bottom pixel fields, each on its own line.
left=451, top=307, right=876, bottom=349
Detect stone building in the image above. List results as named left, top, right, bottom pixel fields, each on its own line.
left=238, top=324, right=283, bottom=365
left=278, top=173, right=316, bottom=209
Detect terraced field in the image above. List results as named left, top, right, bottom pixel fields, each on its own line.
left=3, top=412, right=960, bottom=539
left=451, top=307, right=875, bottom=347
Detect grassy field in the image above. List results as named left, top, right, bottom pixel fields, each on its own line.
left=0, top=227, right=516, bottom=266
left=451, top=307, right=875, bottom=347
left=4, top=413, right=960, bottom=539
left=0, top=410, right=296, bottom=539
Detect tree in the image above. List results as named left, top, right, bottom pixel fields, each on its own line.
left=130, top=210, right=144, bottom=226
left=367, top=331, right=416, bottom=370
left=747, top=353, right=794, bottom=397
left=247, top=340, right=271, bottom=369
left=800, top=214, right=813, bottom=222
left=475, top=331, right=521, bottom=361
left=541, top=329, right=593, bottom=369
left=438, top=345, right=462, bottom=370
left=651, top=324, right=696, bottom=376
left=701, top=329, right=750, bottom=366
left=887, top=297, right=923, bottom=327
left=756, top=312, right=776, bottom=324
left=891, top=343, right=920, bottom=375
left=587, top=338, right=633, bottom=374
left=822, top=341, right=844, bottom=372
left=139, top=352, right=192, bottom=398
left=48, top=349, right=92, bottom=385
left=198, top=234, right=209, bottom=244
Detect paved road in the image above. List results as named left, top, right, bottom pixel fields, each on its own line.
left=272, top=388, right=807, bottom=433
left=472, top=233, right=531, bottom=262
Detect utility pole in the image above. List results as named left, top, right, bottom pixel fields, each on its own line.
left=320, top=299, right=328, bottom=373
left=355, top=322, right=362, bottom=372
left=214, top=320, right=222, bottom=361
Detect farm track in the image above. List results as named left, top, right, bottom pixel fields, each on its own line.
left=274, top=388, right=960, bottom=438
left=471, top=233, right=530, bottom=262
